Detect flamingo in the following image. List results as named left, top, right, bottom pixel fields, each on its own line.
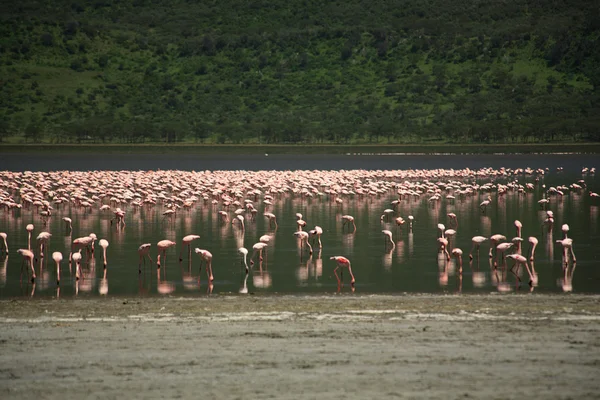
left=296, top=215, right=307, bottom=231
left=35, top=231, right=52, bottom=261
left=99, top=239, right=109, bottom=268
left=469, top=236, right=487, bottom=260
left=556, top=238, right=576, bottom=264
left=218, top=210, right=229, bottom=223
left=561, top=224, right=569, bottom=239
left=308, top=226, right=323, bottom=249
left=232, top=215, right=245, bottom=231
left=62, top=217, right=72, bottom=234
left=264, top=212, right=278, bottom=229
left=17, top=249, right=35, bottom=282
left=72, top=249, right=82, bottom=280
left=294, top=231, right=313, bottom=255
left=506, top=253, right=535, bottom=286
left=528, top=237, right=538, bottom=261
left=408, top=215, right=414, bottom=231
left=239, top=247, right=249, bottom=294
left=52, top=251, right=62, bottom=285
left=437, top=237, right=450, bottom=261
left=156, top=239, right=177, bottom=269
left=238, top=247, right=249, bottom=273
left=489, top=234, right=507, bottom=258
left=382, top=230, right=395, bottom=250
left=137, top=243, right=153, bottom=273
left=342, top=215, right=356, bottom=232
left=447, top=213, right=458, bottom=229
left=495, top=242, right=514, bottom=269
left=480, top=196, right=491, bottom=213
left=70, top=236, right=93, bottom=262
left=452, top=248, right=463, bottom=274
left=26, top=224, right=34, bottom=250
left=179, top=234, right=201, bottom=262
left=0, top=232, right=8, bottom=254
left=514, top=220, right=523, bottom=238
left=194, top=248, right=214, bottom=282
left=250, top=242, right=268, bottom=265
left=394, top=217, right=405, bottom=233
left=330, top=256, right=355, bottom=285
left=437, top=223, right=446, bottom=238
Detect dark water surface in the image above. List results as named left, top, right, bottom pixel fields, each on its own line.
left=0, top=153, right=598, bottom=298
left=1, top=152, right=598, bottom=172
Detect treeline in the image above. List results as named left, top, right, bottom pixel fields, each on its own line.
left=0, top=0, right=599, bottom=144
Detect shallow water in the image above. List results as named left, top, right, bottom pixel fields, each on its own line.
left=0, top=154, right=598, bottom=298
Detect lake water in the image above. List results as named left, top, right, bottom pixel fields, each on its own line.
left=0, top=153, right=598, bottom=297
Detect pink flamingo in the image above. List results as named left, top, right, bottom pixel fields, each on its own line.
left=447, top=213, right=458, bottom=229
left=250, top=242, right=268, bottom=265
left=514, top=220, right=523, bottom=238
left=179, top=234, right=201, bottom=261
left=394, top=217, right=405, bottom=233
left=488, top=234, right=506, bottom=258
left=342, top=215, right=356, bottom=233
left=264, top=212, right=278, bottom=229
left=452, top=248, right=463, bottom=274
left=437, top=237, right=450, bottom=261
left=294, top=231, right=313, bottom=255
left=469, top=236, right=487, bottom=260
left=70, top=236, right=93, bottom=262
left=556, top=238, right=576, bottom=265
left=98, top=239, right=109, bottom=268
left=72, top=249, right=83, bottom=281
left=0, top=232, right=8, bottom=254
left=308, top=226, right=323, bottom=249
left=26, top=224, right=34, bottom=250
left=330, top=256, right=355, bottom=286
left=52, top=251, right=62, bottom=285
left=62, top=217, right=72, bottom=234
left=138, top=243, right=153, bottom=273
left=382, top=230, right=395, bottom=250
left=194, top=248, right=214, bottom=282
left=528, top=237, right=538, bottom=261
left=232, top=215, right=245, bottom=232
left=18, top=249, right=35, bottom=282
left=156, top=239, right=177, bottom=269
left=506, top=253, right=535, bottom=286
left=238, top=247, right=249, bottom=273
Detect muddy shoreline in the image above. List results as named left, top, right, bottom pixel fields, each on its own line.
left=1, top=295, right=599, bottom=399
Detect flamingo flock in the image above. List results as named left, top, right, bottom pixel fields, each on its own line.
left=0, top=165, right=596, bottom=296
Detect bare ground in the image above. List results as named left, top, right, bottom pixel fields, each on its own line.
left=1, top=294, right=599, bottom=400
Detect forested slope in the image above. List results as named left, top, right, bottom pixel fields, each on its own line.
left=1, top=0, right=599, bottom=144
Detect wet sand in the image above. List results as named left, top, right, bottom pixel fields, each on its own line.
left=1, top=294, right=599, bottom=399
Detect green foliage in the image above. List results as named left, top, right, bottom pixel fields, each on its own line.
left=0, top=0, right=598, bottom=144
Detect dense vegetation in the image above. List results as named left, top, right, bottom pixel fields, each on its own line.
left=1, top=0, right=599, bottom=144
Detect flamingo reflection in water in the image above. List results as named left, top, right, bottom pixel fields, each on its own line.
left=253, top=259, right=272, bottom=289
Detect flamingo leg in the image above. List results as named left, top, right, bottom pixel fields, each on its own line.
left=207, top=261, right=213, bottom=282
left=569, top=247, right=576, bottom=263
left=333, top=266, right=341, bottom=285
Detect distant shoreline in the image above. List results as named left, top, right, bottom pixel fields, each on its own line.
left=1, top=143, right=600, bottom=155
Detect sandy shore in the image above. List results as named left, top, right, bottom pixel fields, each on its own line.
left=1, top=294, right=599, bottom=399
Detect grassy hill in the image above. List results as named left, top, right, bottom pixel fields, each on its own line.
left=1, top=0, right=599, bottom=144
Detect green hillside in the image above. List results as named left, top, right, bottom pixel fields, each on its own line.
left=1, top=0, right=599, bottom=144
